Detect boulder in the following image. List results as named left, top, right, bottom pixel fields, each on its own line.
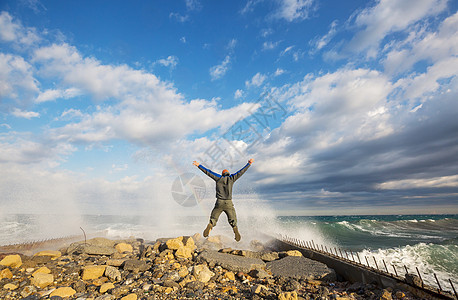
left=197, top=250, right=266, bottom=273
left=31, top=273, right=54, bottom=288
left=33, top=250, right=61, bottom=260
left=0, top=268, right=13, bottom=280
left=123, top=259, right=149, bottom=273
left=105, top=265, right=122, bottom=281
left=115, top=243, right=133, bottom=253
left=82, top=265, right=106, bottom=280
left=67, top=237, right=116, bottom=256
left=175, top=246, right=193, bottom=259
left=261, top=252, right=279, bottom=262
left=284, top=250, right=302, bottom=257
left=166, top=237, right=184, bottom=250
left=0, top=254, right=22, bottom=268
left=50, top=287, right=76, bottom=298
left=193, top=264, right=215, bottom=283
left=267, top=256, right=336, bottom=281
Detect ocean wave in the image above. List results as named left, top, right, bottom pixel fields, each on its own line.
left=358, top=242, right=458, bottom=292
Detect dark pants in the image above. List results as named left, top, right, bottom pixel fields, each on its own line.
left=209, top=199, right=237, bottom=228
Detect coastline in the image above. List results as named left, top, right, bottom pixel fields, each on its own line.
left=0, top=234, right=424, bottom=300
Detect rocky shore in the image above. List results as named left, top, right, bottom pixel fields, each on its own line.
left=0, top=234, right=420, bottom=299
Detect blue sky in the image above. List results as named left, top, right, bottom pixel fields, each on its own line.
left=1, top=0, right=457, bottom=216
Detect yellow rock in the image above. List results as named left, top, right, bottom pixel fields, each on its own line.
left=221, top=285, right=237, bottom=293
left=183, top=236, right=197, bottom=250
left=3, top=283, right=18, bottom=290
left=0, top=254, right=22, bottom=268
left=395, top=291, right=406, bottom=298
left=286, top=250, right=302, bottom=257
left=175, top=246, right=193, bottom=259
left=224, top=271, right=236, bottom=281
left=278, top=291, right=298, bottom=300
left=178, top=266, right=189, bottom=278
left=100, top=282, right=115, bottom=293
left=50, top=287, right=76, bottom=298
left=92, top=276, right=108, bottom=286
left=166, top=237, right=184, bottom=250
left=82, top=265, right=106, bottom=280
left=115, top=242, right=133, bottom=253
left=32, top=266, right=51, bottom=277
left=31, top=273, right=54, bottom=288
left=121, top=293, right=138, bottom=300
left=33, top=250, right=61, bottom=260
left=0, top=268, right=13, bottom=280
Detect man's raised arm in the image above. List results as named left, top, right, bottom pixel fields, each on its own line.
left=193, top=161, right=220, bottom=181
left=231, top=158, right=254, bottom=181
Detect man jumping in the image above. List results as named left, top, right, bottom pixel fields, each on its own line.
left=193, top=159, right=254, bottom=242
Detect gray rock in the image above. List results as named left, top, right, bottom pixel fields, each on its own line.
left=105, top=266, right=122, bottom=281
left=123, top=259, right=149, bottom=273
left=249, top=268, right=272, bottom=279
left=163, top=280, right=180, bottom=289
left=197, top=250, right=266, bottom=273
left=266, top=256, right=336, bottom=281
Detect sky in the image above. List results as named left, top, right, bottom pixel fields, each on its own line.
left=0, top=0, right=457, bottom=216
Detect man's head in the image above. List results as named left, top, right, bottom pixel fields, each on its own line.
left=222, top=169, right=230, bottom=176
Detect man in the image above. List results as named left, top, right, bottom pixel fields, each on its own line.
left=193, top=158, right=254, bottom=241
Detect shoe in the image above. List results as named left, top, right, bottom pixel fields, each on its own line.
left=233, top=226, right=241, bottom=242
left=203, top=223, right=212, bottom=237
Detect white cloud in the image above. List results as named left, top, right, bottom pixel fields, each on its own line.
left=35, top=88, right=81, bottom=103
left=185, top=0, right=202, bottom=11
left=11, top=108, right=40, bottom=119
left=310, top=20, right=338, bottom=53
left=240, top=0, right=264, bottom=15
left=377, top=175, right=458, bottom=189
left=209, top=55, right=231, bottom=80
left=0, top=53, right=39, bottom=104
left=234, top=89, right=244, bottom=99
left=280, top=45, right=294, bottom=56
left=274, top=0, right=315, bottom=22
left=262, top=41, right=280, bottom=50
left=384, top=12, right=458, bottom=74
left=155, top=55, right=179, bottom=69
left=227, top=39, right=237, bottom=51
left=0, top=11, right=40, bottom=46
left=169, top=12, right=190, bottom=22
left=274, top=68, right=285, bottom=76
left=347, top=0, right=447, bottom=56
left=245, top=72, right=267, bottom=88
left=180, top=36, right=186, bottom=43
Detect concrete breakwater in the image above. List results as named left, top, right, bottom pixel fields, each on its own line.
left=272, top=235, right=456, bottom=300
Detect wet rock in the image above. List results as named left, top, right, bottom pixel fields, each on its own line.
left=0, top=254, right=22, bottom=268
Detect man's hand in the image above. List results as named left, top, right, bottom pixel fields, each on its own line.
left=193, top=161, right=200, bottom=167
left=248, top=158, right=254, bottom=164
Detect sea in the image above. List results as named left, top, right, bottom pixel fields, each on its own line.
left=1, top=213, right=456, bottom=293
